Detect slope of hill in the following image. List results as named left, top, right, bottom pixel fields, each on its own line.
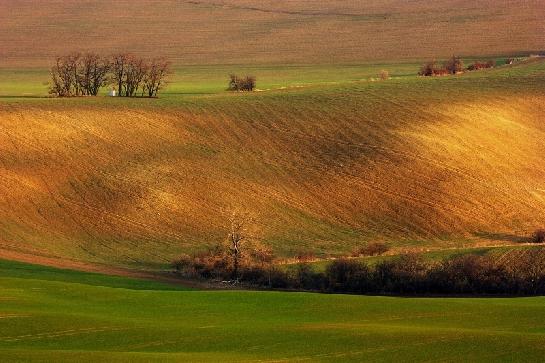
left=2, top=259, right=545, bottom=362
left=1, top=0, right=544, bottom=67
left=1, top=60, right=544, bottom=269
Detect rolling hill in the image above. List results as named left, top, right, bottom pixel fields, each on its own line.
left=1, top=0, right=544, bottom=67
left=1, top=59, right=544, bottom=270
left=3, top=2, right=545, bottom=361
left=2, top=259, right=545, bottom=361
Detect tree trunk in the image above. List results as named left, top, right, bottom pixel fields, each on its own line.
left=233, top=250, right=238, bottom=281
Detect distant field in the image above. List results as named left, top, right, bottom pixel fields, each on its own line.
left=289, top=244, right=545, bottom=273
left=0, top=59, right=544, bottom=270
left=0, top=62, right=424, bottom=97
left=1, top=0, right=544, bottom=67
left=1, top=259, right=545, bottom=362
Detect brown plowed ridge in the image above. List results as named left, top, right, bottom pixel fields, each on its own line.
left=1, top=66, right=545, bottom=268
left=1, top=0, right=543, bottom=66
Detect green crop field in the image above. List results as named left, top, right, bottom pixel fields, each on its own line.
left=2, top=259, right=545, bottom=362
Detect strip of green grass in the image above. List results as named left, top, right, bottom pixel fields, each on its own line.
left=0, top=259, right=188, bottom=291
left=0, top=57, right=516, bottom=98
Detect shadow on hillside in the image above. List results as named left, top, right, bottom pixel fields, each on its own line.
left=473, top=231, right=531, bottom=243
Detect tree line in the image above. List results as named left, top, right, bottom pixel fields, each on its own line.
left=49, top=52, right=171, bottom=97
left=173, top=247, right=545, bottom=295
left=171, top=213, right=545, bottom=296
left=419, top=56, right=503, bottom=76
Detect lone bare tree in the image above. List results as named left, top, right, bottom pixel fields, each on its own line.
left=225, top=209, right=262, bottom=281
left=227, top=210, right=246, bottom=281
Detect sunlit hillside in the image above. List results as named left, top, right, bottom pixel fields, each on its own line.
left=1, top=60, right=544, bottom=269
left=1, top=0, right=544, bottom=67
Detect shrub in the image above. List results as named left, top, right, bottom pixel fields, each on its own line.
left=268, top=268, right=292, bottom=288
left=171, top=254, right=192, bottom=273
left=429, top=255, right=509, bottom=294
left=532, top=229, right=545, bottom=243
left=418, top=60, right=449, bottom=77
left=444, top=55, right=464, bottom=74
left=352, top=242, right=389, bottom=257
left=228, top=74, right=256, bottom=91
left=325, top=259, right=372, bottom=293
left=418, top=60, right=437, bottom=76
left=293, top=264, right=326, bottom=290
left=374, top=254, right=429, bottom=293
left=467, top=60, right=495, bottom=71
left=295, top=250, right=316, bottom=263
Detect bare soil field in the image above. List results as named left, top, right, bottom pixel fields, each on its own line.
left=1, top=60, right=544, bottom=269
left=1, top=0, right=544, bottom=67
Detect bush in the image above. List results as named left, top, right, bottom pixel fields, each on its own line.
left=171, top=254, right=192, bottom=273
left=293, top=264, right=326, bottom=290
left=418, top=60, right=448, bottom=77
left=352, top=242, right=389, bottom=257
left=228, top=74, right=256, bottom=91
left=295, top=250, right=316, bottom=263
left=428, top=255, right=510, bottom=294
left=467, top=60, right=495, bottom=71
left=325, top=259, right=372, bottom=293
left=268, top=268, right=292, bottom=288
left=418, top=60, right=437, bottom=76
left=532, top=229, right=545, bottom=243
left=444, top=55, right=464, bottom=74
left=374, top=254, right=429, bottom=293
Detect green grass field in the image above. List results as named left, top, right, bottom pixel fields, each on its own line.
left=2, top=259, right=545, bottom=362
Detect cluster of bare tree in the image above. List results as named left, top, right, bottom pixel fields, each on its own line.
left=228, top=74, right=256, bottom=91
left=49, top=52, right=171, bottom=97
left=418, top=56, right=464, bottom=76
left=467, top=60, right=496, bottom=71
left=49, top=53, right=109, bottom=96
left=419, top=56, right=506, bottom=76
